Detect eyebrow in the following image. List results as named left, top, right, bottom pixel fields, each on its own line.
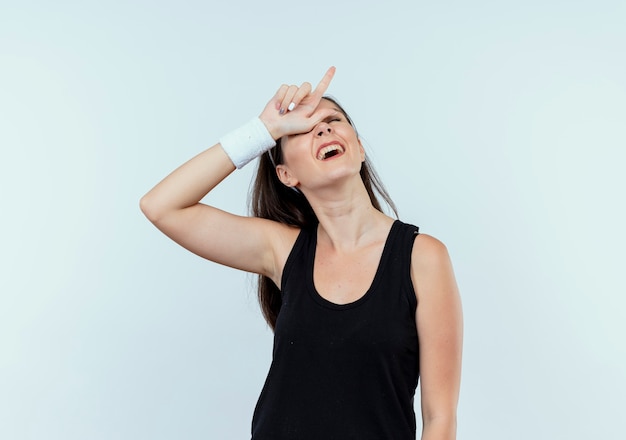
left=324, top=111, right=343, bottom=121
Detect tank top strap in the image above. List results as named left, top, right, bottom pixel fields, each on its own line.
left=280, top=223, right=317, bottom=293
left=383, top=220, right=420, bottom=310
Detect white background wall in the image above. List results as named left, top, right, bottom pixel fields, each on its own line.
left=1, top=0, right=625, bottom=438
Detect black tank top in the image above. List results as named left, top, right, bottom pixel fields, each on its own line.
left=251, top=220, right=420, bottom=440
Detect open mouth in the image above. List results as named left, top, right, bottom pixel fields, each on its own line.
left=317, top=144, right=345, bottom=161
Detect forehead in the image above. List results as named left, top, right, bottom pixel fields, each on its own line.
left=318, top=98, right=342, bottom=112
left=316, top=98, right=346, bottom=115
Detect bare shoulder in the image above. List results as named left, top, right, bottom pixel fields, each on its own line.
left=266, top=218, right=301, bottom=258
left=412, top=233, right=451, bottom=266
left=410, top=233, right=458, bottom=302
left=237, top=215, right=301, bottom=270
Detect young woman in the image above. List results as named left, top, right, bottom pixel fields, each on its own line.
left=140, top=67, right=463, bottom=440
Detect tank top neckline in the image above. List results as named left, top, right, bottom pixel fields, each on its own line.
left=306, top=219, right=401, bottom=310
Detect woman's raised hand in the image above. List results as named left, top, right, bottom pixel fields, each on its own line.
left=260, top=66, right=336, bottom=140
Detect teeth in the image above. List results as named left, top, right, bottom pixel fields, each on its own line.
left=317, top=144, right=344, bottom=160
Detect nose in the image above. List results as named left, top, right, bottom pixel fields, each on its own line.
left=315, top=122, right=332, bottom=137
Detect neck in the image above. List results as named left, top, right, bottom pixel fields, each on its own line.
left=302, top=179, right=393, bottom=251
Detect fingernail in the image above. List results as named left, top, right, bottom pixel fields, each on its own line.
left=288, top=102, right=295, bottom=112
left=279, top=108, right=285, bottom=115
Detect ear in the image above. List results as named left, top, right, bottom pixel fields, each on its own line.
left=276, top=164, right=299, bottom=188
left=358, top=138, right=365, bottom=162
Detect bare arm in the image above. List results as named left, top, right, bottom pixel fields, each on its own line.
left=139, top=67, right=336, bottom=283
left=411, top=234, right=463, bottom=440
left=139, top=144, right=287, bottom=278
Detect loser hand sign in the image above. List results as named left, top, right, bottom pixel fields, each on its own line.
left=260, top=67, right=336, bottom=140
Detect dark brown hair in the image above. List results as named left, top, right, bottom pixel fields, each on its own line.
left=250, top=97, right=397, bottom=329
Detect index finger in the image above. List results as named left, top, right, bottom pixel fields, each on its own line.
left=311, top=66, right=336, bottom=99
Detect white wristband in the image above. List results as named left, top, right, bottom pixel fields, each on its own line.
left=219, top=117, right=276, bottom=169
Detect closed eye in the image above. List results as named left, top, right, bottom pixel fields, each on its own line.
left=326, top=115, right=343, bottom=123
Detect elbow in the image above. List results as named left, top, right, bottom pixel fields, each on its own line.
left=139, top=193, right=163, bottom=223
left=422, top=414, right=457, bottom=440
left=422, top=412, right=457, bottom=439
